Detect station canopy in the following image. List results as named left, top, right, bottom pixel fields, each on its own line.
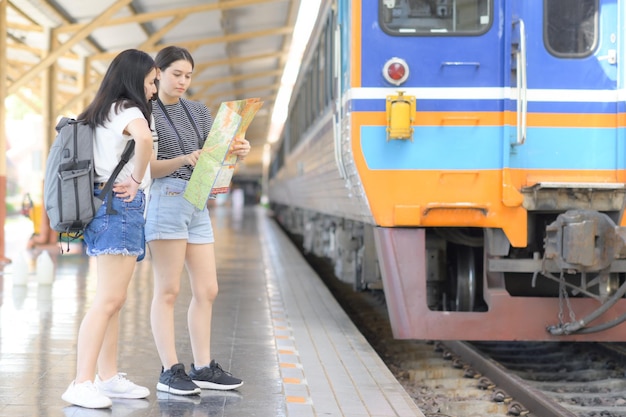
left=5, top=0, right=302, bottom=179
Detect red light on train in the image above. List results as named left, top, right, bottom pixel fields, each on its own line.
left=388, top=63, right=405, bottom=79
left=383, top=58, right=409, bottom=86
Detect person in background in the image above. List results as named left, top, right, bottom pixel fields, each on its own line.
left=146, top=45, right=249, bottom=395
left=61, top=49, right=156, bottom=409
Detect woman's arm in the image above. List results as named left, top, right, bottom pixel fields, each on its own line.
left=150, top=149, right=202, bottom=179
left=125, top=117, right=153, bottom=183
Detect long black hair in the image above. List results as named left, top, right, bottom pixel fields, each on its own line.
left=79, top=49, right=156, bottom=127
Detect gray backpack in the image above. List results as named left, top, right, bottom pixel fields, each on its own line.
left=43, top=117, right=134, bottom=240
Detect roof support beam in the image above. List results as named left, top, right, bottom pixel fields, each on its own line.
left=205, top=82, right=280, bottom=101
left=139, top=15, right=186, bottom=50
left=54, top=0, right=286, bottom=34
left=6, top=21, right=41, bottom=32
left=197, top=68, right=283, bottom=89
left=92, top=26, right=294, bottom=62
left=8, top=0, right=132, bottom=95
left=195, top=51, right=286, bottom=74
left=59, top=12, right=191, bottom=113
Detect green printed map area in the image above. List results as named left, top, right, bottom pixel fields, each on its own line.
left=184, top=98, right=262, bottom=209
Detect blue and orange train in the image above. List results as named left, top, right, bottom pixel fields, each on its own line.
left=267, top=0, right=626, bottom=341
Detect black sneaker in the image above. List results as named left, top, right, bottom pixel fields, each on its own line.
left=156, top=363, right=201, bottom=396
left=189, top=360, right=243, bottom=390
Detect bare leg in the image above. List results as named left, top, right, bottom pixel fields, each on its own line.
left=75, top=254, right=136, bottom=383
left=185, top=242, right=218, bottom=366
left=149, top=239, right=187, bottom=369
left=96, top=310, right=119, bottom=380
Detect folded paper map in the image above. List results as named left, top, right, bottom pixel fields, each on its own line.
left=184, top=98, right=263, bottom=209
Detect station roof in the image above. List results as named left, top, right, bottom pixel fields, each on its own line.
left=5, top=0, right=302, bottom=180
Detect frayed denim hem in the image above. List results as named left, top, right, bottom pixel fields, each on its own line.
left=86, top=248, right=143, bottom=257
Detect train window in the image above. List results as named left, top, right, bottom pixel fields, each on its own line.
left=380, top=0, right=491, bottom=35
left=544, top=0, right=597, bottom=57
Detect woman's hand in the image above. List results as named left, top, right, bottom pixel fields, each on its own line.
left=181, top=149, right=202, bottom=167
left=230, top=138, right=251, bottom=159
left=113, top=178, right=140, bottom=202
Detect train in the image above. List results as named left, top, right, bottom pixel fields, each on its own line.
left=266, top=0, right=626, bottom=341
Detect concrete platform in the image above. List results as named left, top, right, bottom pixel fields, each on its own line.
left=0, top=205, right=424, bottom=417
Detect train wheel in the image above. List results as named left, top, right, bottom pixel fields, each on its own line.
left=454, top=246, right=476, bottom=311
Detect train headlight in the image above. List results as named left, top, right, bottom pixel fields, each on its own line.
left=383, top=58, right=409, bottom=85
left=386, top=91, right=416, bottom=141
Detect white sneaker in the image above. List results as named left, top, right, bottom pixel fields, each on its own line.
left=95, top=373, right=150, bottom=399
left=62, top=380, right=112, bottom=409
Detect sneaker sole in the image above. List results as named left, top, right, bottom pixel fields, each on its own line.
left=98, top=389, right=150, bottom=399
left=61, top=392, right=112, bottom=409
left=156, top=382, right=201, bottom=396
left=191, top=379, right=244, bottom=390
left=156, top=392, right=202, bottom=405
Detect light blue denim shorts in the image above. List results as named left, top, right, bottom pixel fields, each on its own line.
left=83, top=188, right=146, bottom=258
left=144, top=177, right=214, bottom=244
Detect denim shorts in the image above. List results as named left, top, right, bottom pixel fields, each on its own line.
left=83, top=189, right=146, bottom=258
left=144, top=177, right=214, bottom=244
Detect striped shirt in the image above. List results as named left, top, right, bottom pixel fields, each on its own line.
left=152, top=98, right=213, bottom=180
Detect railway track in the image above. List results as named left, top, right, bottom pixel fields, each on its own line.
left=465, top=341, right=626, bottom=417
left=302, top=252, right=626, bottom=417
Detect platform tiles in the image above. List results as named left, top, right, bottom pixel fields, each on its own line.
left=0, top=205, right=424, bottom=417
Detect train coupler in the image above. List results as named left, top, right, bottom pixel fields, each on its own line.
left=544, top=210, right=626, bottom=273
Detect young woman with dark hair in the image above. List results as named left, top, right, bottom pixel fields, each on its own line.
left=146, top=45, right=248, bottom=395
left=61, top=48, right=157, bottom=409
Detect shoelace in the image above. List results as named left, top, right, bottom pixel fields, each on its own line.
left=113, top=373, right=131, bottom=386
left=78, top=381, right=99, bottom=392
left=172, top=367, right=193, bottom=381
left=211, top=362, right=234, bottom=377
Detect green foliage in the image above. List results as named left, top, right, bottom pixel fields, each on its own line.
left=6, top=202, right=17, bottom=215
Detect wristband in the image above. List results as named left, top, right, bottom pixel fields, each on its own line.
left=130, top=174, right=142, bottom=185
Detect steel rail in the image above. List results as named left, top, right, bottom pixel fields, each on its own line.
left=442, top=341, right=577, bottom=417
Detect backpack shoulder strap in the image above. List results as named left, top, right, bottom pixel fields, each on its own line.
left=95, top=138, right=136, bottom=214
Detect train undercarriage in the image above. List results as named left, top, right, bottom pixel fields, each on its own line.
left=272, top=201, right=626, bottom=341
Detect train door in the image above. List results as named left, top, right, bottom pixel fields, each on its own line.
left=508, top=0, right=620, bottom=178
left=371, top=0, right=535, bottom=245
left=367, top=0, right=505, bottom=217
